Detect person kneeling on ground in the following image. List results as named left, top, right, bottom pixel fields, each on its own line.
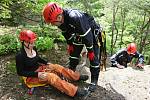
left=15, top=30, right=89, bottom=97
left=110, top=43, right=144, bottom=69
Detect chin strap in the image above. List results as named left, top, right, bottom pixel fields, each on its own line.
left=23, top=42, right=33, bottom=54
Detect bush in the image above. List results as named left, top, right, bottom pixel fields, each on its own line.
left=0, top=25, right=64, bottom=55
left=0, top=34, right=19, bottom=55
left=6, top=60, right=16, bottom=74
left=0, top=44, right=6, bottom=55
left=36, top=37, right=54, bottom=51
left=24, top=24, right=65, bottom=42
left=0, top=33, right=55, bottom=55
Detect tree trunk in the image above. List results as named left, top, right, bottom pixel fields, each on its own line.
left=113, top=23, right=119, bottom=47
left=139, top=16, right=150, bottom=53
left=111, top=2, right=119, bottom=55
left=120, top=7, right=126, bottom=48
left=147, top=57, right=150, bottom=65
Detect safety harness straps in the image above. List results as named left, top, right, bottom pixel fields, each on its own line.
left=79, top=28, right=91, bottom=37
left=90, top=65, right=100, bottom=68
left=69, top=56, right=79, bottom=59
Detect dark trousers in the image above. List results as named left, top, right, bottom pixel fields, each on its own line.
left=69, top=44, right=100, bottom=81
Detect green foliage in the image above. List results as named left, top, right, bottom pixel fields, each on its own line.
left=24, top=24, right=65, bottom=42
left=105, top=32, right=111, bottom=53
left=36, top=37, right=54, bottom=51
left=0, top=28, right=57, bottom=55
left=6, top=60, right=16, bottom=74
left=54, top=33, right=66, bottom=43
left=1, top=0, right=150, bottom=63
left=0, top=34, right=20, bottom=55
left=0, top=44, right=6, bottom=55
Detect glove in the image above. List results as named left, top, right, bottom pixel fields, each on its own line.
left=38, top=72, right=47, bottom=81
left=88, top=51, right=94, bottom=61
left=136, top=63, right=144, bottom=69
left=67, top=45, right=74, bottom=55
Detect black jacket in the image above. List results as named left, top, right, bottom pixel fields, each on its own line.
left=15, top=48, right=48, bottom=77
left=58, top=9, right=101, bottom=52
left=110, top=48, right=144, bottom=67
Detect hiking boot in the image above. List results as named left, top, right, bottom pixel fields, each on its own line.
left=88, top=83, right=97, bottom=92
left=74, top=87, right=88, bottom=97
left=89, top=75, right=98, bottom=92
left=78, top=75, right=89, bottom=82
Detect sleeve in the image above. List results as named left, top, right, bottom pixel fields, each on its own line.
left=110, top=54, right=118, bottom=66
left=37, top=56, right=48, bottom=65
left=110, top=49, right=125, bottom=65
left=69, top=12, right=94, bottom=52
left=15, top=53, right=38, bottom=77
left=62, top=32, right=74, bottom=45
left=134, top=52, right=144, bottom=64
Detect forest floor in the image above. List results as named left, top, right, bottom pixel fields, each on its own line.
left=0, top=43, right=150, bottom=100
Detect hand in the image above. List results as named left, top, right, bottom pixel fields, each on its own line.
left=38, top=72, right=47, bottom=80
left=67, top=45, right=74, bottom=55
left=116, top=64, right=125, bottom=69
left=81, top=51, right=87, bottom=57
left=46, top=63, right=52, bottom=70
left=88, top=51, right=94, bottom=61
left=136, top=63, right=144, bottom=69
left=47, top=62, right=52, bottom=65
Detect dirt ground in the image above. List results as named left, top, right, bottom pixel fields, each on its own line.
left=0, top=43, right=149, bottom=100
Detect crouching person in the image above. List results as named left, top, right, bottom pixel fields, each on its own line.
left=15, top=30, right=89, bottom=97
left=110, top=43, right=144, bottom=69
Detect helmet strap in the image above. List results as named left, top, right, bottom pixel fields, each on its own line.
left=23, top=42, right=32, bottom=52
left=24, top=43, right=33, bottom=55
left=24, top=43, right=30, bottom=49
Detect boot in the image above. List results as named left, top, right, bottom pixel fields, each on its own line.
left=74, top=87, right=88, bottom=97
left=91, top=75, right=98, bottom=85
left=88, top=75, right=98, bottom=92
left=88, top=83, right=97, bottom=92
left=78, top=75, right=89, bottom=82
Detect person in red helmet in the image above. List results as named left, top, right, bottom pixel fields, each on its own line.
left=42, top=3, right=63, bottom=25
left=15, top=30, right=89, bottom=97
left=110, top=43, right=144, bottom=69
left=42, top=2, right=103, bottom=92
left=127, top=43, right=137, bottom=55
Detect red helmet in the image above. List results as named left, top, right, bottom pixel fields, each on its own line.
left=42, top=2, right=63, bottom=24
left=127, top=43, right=137, bottom=54
left=19, top=30, right=37, bottom=43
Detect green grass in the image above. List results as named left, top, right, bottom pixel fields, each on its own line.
left=6, top=60, right=16, bottom=74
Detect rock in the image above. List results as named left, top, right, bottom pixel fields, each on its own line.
left=54, top=43, right=59, bottom=50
